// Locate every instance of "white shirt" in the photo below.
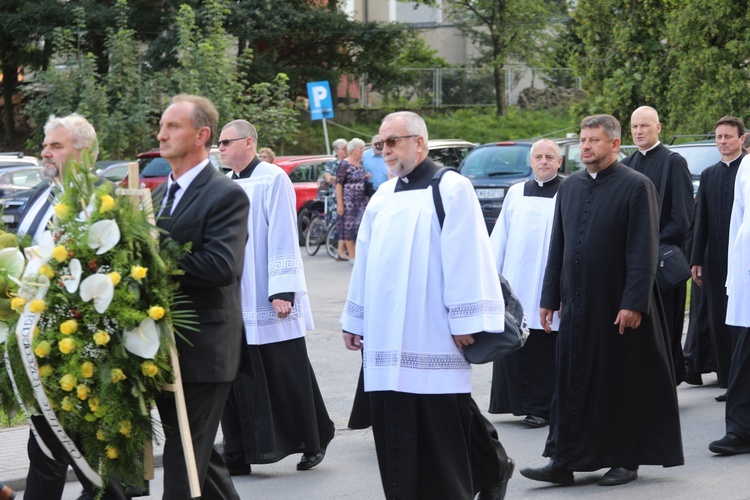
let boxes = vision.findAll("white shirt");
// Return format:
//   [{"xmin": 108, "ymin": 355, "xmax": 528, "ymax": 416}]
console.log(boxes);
[
  {"xmin": 158, "ymin": 159, "xmax": 210, "ymax": 215},
  {"xmin": 726, "ymin": 156, "xmax": 750, "ymax": 327},
  {"xmin": 340, "ymin": 173, "xmax": 504, "ymax": 394}
]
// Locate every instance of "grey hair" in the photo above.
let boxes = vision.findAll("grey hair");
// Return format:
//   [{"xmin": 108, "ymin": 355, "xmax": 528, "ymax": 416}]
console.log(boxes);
[
  {"xmin": 371, "ymin": 134, "xmax": 381, "ymax": 143},
  {"xmin": 382, "ymin": 111, "xmax": 429, "ymax": 143},
  {"xmin": 347, "ymin": 137, "xmax": 365, "ymax": 153},
  {"xmin": 580, "ymin": 114, "xmax": 621, "ymax": 141},
  {"xmin": 44, "ymin": 113, "xmax": 98, "ymax": 160},
  {"xmin": 531, "ymin": 138, "xmax": 562, "ymax": 157},
  {"xmin": 332, "ymin": 138, "xmax": 348, "ymax": 152},
  {"xmin": 222, "ymin": 119, "xmax": 258, "ymax": 143}
]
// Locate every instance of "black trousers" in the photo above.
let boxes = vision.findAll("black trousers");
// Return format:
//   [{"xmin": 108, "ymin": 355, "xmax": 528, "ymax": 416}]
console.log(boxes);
[
  {"xmin": 726, "ymin": 326, "xmax": 750, "ymax": 439},
  {"xmin": 156, "ymin": 382, "xmax": 238, "ymax": 500},
  {"xmin": 24, "ymin": 415, "xmax": 130, "ymax": 500},
  {"xmin": 659, "ymin": 281, "xmax": 687, "ymax": 385}
]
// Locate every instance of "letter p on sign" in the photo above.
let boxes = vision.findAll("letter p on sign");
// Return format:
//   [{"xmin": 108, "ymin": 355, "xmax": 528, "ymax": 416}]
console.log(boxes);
[{"xmin": 307, "ymin": 81, "xmax": 334, "ymax": 120}]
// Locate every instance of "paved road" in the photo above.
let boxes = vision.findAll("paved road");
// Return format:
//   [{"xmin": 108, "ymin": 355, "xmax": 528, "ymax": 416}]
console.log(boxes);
[{"xmin": 5, "ymin": 252, "xmax": 750, "ymax": 499}]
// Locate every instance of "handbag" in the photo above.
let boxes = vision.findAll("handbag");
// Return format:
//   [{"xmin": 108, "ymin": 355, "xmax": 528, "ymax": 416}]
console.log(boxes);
[
  {"xmin": 656, "ymin": 243, "xmax": 691, "ymax": 290},
  {"xmin": 431, "ymin": 168, "xmax": 527, "ymax": 364},
  {"xmin": 364, "ymin": 180, "xmax": 376, "ymax": 197}
]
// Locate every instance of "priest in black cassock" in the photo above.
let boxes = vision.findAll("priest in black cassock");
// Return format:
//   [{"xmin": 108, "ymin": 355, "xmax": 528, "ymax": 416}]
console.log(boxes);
[
  {"xmin": 621, "ymin": 106, "xmax": 694, "ymax": 386},
  {"xmin": 691, "ymin": 116, "xmax": 746, "ymax": 395},
  {"xmin": 488, "ymin": 139, "xmax": 563, "ymax": 428},
  {"xmin": 521, "ymin": 114, "xmax": 683, "ymax": 487}
]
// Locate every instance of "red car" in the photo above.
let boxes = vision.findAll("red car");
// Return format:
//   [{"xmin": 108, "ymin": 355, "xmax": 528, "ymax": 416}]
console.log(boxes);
[{"xmin": 120, "ymin": 148, "xmax": 230, "ymax": 190}]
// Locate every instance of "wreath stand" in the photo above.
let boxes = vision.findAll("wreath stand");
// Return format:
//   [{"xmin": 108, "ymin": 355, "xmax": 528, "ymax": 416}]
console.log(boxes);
[{"xmin": 117, "ymin": 163, "xmax": 201, "ymax": 498}]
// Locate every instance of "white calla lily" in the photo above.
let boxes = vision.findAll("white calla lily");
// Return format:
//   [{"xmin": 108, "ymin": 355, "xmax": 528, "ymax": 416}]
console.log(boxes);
[
  {"xmin": 0, "ymin": 247, "xmax": 25, "ymax": 279},
  {"xmin": 87, "ymin": 220, "xmax": 121, "ymax": 255},
  {"xmin": 78, "ymin": 194, "xmax": 97, "ymax": 221},
  {"xmin": 123, "ymin": 318, "xmax": 160, "ymax": 359},
  {"xmin": 62, "ymin": 259, "xmax": 82, "ymax": 293},
  {"xmin": 79, "ymin": 273, "xmax": 114, "ymax": 313}
]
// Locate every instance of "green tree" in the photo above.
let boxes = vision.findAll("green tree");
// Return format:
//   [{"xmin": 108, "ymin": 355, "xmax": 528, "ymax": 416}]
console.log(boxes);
[
  {"xmin": 569, "ymin": 0, "xmax": 675, "ymax": 125},
  {"xmin": 665, "ymin": 1, "xmax": 750, "ymax": 134},
  {"xmin": 417, "ymin": 0, "xmax": 564, "ymax": 116},
  {"xmin": 0, "ymin": 0, "xmax": 65, "ymax": 141}
]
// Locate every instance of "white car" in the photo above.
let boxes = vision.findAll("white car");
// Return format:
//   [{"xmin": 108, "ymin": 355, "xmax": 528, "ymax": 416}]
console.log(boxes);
[{"xmin": 0, "ymin": 152, "xmax": 39, "ymax": 166}]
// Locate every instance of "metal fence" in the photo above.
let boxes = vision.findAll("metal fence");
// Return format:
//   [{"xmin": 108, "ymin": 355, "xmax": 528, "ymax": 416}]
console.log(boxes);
[{"xmin": 357, "ymin": 67, "xmax": 580, "ymax": 109}]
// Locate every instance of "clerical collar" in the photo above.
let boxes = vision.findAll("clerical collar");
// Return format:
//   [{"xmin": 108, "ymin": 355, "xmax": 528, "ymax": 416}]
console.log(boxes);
[
  {"xmin": 721, "ymin": 152, "xmax": 744, "ymax": 168},
  {"xmin": 398, "ymin": 157, "xmax": 433, "ymax": 185},
  {"xmin": 234, "ymin": 156, "xmax": 262, "ymax": 179},
  {"xmin": 638, "ymin": 141, "xmax": 662, "ymax": 156},
  {"xmin": 535, "ymin": 174, "xmax": 559, "ymax": 187},
  {"xmin": 395, "ymin": 157, "xmax": 438, "ymax": 191}
]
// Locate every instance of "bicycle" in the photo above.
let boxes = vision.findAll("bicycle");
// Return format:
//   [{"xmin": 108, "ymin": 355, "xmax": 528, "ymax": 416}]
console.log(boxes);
[{"xmin": 306, "ymin": 186, "xmax": 338, "ymax": 257}]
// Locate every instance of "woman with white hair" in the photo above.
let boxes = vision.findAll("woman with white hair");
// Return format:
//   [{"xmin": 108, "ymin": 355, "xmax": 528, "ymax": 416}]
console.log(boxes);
[{"xmin": 335, "ymin": 137, "xmax": 368, "ymax": 262}]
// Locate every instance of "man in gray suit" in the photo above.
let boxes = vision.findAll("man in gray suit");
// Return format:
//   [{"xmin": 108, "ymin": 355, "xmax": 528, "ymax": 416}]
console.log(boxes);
[{"xmin": 154, "ymin": 94, "xmax": 249, "ymax": 499}]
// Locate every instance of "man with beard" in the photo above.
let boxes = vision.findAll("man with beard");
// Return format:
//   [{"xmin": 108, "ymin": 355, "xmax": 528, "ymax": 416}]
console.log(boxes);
[
  {"xmin": 521, "ymin": 114, "xmax": 683, "ymax": 487},
  {"xmin": 691, "ymin": 116, "xmax": 746, "ymax": 400}
]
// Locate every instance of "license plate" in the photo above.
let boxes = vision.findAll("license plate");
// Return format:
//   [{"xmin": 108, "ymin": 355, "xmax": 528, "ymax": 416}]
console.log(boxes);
[
  {"xmin": 475, "ymin": 188, "xmax": 504, "ymax": 199},
  {"xmin": 1, "ymin": 215, "xmax": 15, "ymax": 223}
]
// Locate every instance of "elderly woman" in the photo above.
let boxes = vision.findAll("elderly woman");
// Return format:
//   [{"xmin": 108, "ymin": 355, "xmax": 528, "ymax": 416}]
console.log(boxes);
[
  {"xmin": 258, "ymin": 147, "xmax": 276, "ymax": 164},
  {"xmin": 335, "ymin": 138, "xmax": 368, "ymax": 262}
]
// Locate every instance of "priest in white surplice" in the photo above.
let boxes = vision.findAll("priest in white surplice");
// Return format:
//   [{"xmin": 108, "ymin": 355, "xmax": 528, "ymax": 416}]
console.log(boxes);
[
  {"xmin": 341, "ymin": 111, "xmax": 513, "ymax": 500},
  {"xmin": 709, "ymin": 155, "xmax": 750, "ymax": 455},
  {"xmin": 488, "ymin": 139, "xmax": 562, "ymax": 429},
  {"xmin": 218, "ymin": 120, "xmax": 334, "ymax": 475}
]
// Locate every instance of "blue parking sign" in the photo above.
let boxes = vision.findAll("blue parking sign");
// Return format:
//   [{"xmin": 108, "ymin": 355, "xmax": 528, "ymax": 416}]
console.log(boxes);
[{"xmin": 307, "ymin": 81, "xmax": 334, "ymax": 120}]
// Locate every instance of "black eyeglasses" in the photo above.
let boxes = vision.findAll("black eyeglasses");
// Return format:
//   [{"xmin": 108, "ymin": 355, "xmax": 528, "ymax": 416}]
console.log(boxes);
[
  {"xmin": 217, "ymin": 137, "xmax": 248, "ymax": 148},
  {"xmin": 373, "ymin": 135, "xmax": 418, "ymax": 150}
]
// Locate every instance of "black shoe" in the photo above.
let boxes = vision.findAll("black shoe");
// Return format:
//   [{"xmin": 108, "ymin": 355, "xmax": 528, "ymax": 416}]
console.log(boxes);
[
  {"xmin": 297, "ymin": 450, "xmax": 326, "ymax": 470},
  {"xmin": 709, "ymin": 433, "xmax": 750, "ymax": 455},
  {"xmin": 715, "ymin": 392, "xmax": 727, "ymax": 402},
  {"xmin": 224, "ymin": 458, "xmax": 251, "ymax": 476},
  {"xmin": 522, "ymin": 415, "xmax": 549, "ymax": 428},
  {"xmin": 599, "ymin": 467, "xmax": 638, "ymax": 486},
  {"xmin": 520, "ymin": 461, "xmax": 574, "ymax": 485},
  {"xmin": 683, "ymin": 370, "xmax": 703, "ymax": 386},
  {"xmin": 477, "ymin": 457, "xmax": 515, "ymax": 500}
]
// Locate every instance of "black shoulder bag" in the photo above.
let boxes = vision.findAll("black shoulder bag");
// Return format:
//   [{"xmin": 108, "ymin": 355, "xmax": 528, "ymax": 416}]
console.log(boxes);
[{"xmin": 431, "ymin": 168, "xmax": 527, "ymax": 364}]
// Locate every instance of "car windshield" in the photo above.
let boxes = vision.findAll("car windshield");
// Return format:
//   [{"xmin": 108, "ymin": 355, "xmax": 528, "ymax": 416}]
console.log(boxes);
[
  {"xmin": 460, "ymin": 144, "xmax": 531, "ymax": 178},
  {"xmin": 139, "ymin": 157, "xmax": 172, "ymax": 177},
  {"xmin": 670, "ymin": 145, "xmax": 721, "ymax": 177}
]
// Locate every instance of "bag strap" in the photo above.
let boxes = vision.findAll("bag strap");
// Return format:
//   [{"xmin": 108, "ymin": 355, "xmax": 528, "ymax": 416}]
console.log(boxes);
[{"xmin": 431, "ymin": 167, "xmax": 452, "ymax": 229}]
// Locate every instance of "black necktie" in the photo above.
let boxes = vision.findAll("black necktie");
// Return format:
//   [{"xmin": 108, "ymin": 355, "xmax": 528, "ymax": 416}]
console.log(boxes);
[{"xmin": 159, "ymin": 183, "xmax": 180, "ymax": 218}]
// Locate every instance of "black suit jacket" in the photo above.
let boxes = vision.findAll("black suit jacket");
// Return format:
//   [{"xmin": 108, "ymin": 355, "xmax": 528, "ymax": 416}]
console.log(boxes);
[{"xmin": 155, "ymin": 164, "xmax": 249, "ymax": 383}]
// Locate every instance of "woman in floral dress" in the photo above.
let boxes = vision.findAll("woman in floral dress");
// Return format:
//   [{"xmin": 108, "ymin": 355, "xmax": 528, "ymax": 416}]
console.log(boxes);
[{"xmin": 336, "ymin": 138, "xmax": 369, "ymax": 262}]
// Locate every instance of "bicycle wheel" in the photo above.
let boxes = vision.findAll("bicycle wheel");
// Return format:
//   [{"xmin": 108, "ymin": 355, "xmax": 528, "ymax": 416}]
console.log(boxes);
[
  {"xmin": 325, "ymin": 222, "xmax": 339, "ymax": 259},
  {"xmin": 306, "ymin": 216, "xmax": 325, "ymax": 256}
]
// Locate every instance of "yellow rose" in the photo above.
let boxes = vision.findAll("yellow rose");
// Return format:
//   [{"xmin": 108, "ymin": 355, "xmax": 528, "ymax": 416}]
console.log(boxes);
[
  {"xmin": 39, "ymin": 365, "xmax": 53, "ymax": 377},
  {"xmin": 59, "ymin": 374, "xmax": 77, "ymax": 392},
  {"xmin": 148, "ymin": 306, "xmax": 165, "ymax": 321},
  {"xmin": 109, "ymin": 272, "xmax": 121, "ymax": 286},
  {"xmin": 96, "ymin": 429, "xmax": 106, "ymax": 441},
  {"xmin": 119, "ymin": 420, "xmax": 132, "ymax": 437},
  {"xmin": 54, "ymin": 203, "xmax": 71, "ymax": 219},
  {"xmin": 52, "ymin": 245, "xmax": 69, "ymax": 263},
  {"xmin": 88, "ymin": 397, "xmax": 101, "ymax": 413},
  {"xmin": 80, "ymin": 361, "xmax": 94, "ymax": 378},
  {"xmin": 39, "ymin": 265, "xmax": 56, "ymax": 279},
  {"xmin": 111, "ymin": 368, "xmax": 127, "ymax": 383},
  {"xmin": 61, "ymin": 396, "xmax": 75, "ymax": 412},
  {"xmin": 106, "ymin": 445, "xmax": 119, "ymax": 459},
  {"xmin": 59, "ymin": 338, "xmax": 76, "ymax": 354},
  {"xmin": 130, "ymin": 266, "xmax": 148, "ymax": 281},
  {"xmin": 60, "ymin": 319, "xmax": 79, "ymax": 335},
  {"xmin": 76, "ymin": 384, "xmax": 90, "ymax": 400},
  {"xmin": 99, "ymin": 195, "xmax": 116, "ymax": 213},
  {"xmin": 11, "ymin": 297, "xmax": 26, "ymax": 312},
  {"xmin": 93, "ymin": 330, "xmax": 110, "ymax": 346},
  {"xmin": 34, "ymin": 341, "xmax": 51, "ymax": 358},
  {"xmin": 29, "ymin": 299, "xmax": 46, "ymax": 314},
  {"xmin": 141, "ymin": 361, "xmax": 159, "ymax": 378}
]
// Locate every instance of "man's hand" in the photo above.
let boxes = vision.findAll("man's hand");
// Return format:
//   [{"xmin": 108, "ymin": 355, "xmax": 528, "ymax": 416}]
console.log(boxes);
[
  {"xmin": 614, "ymin": 309, "xmax": 642, "ymax": 334},
  {"xmin": 343, "ymin": 332, "xmax": 363, "ymax": 351},
  {"xmin": 272, "ymin": 299, "xmax": 292, "ymax": 319},
  {"xmin": 691, "ymin": 265, "xmax": 703, "ymax": 286},
  {"xmin": 453, "ymin": 334, "xmax": 475, "ymax": 348},
  {"xmin": 540, "ymin": 307, "xmax": 556, "ymax": 333}
]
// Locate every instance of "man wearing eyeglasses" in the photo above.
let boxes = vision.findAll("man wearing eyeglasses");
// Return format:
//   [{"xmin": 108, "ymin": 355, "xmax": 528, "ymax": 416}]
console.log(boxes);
[
  {"xmin": 362, "ymin": 134, "xmax": 388, "ymax": 190},
  {"xmin": 341, "ymin": 111, "xmax": 513, "ymax": 499},
  {"xmin": 217, "ymin": 119, "xmax": 334, "ymax": 476}
]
